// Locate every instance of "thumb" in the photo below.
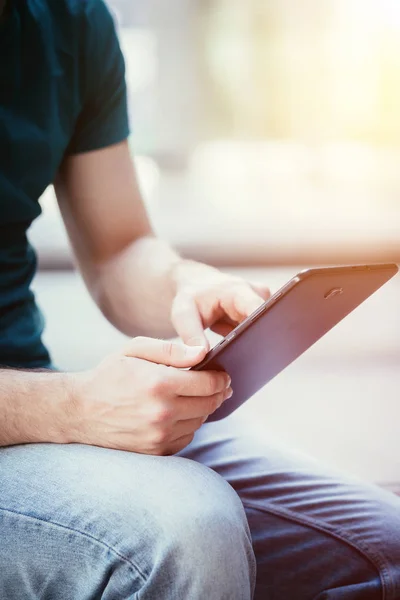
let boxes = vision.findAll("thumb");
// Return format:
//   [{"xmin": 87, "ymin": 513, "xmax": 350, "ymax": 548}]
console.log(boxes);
[{"xmin": 123, "ymin": 336, "xmax": 207, "ymax": 368}]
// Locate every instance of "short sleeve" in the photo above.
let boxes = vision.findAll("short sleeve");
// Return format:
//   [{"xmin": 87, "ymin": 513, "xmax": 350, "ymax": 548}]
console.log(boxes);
[{"xmin": 67, "ymin": 0, "xmax": 130, "ymax": 155}]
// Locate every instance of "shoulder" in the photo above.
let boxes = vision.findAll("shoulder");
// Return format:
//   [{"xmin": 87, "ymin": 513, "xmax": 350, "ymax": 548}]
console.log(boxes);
[
  {"xmin": 42, "ymin": 0, "xmax": 112, "ymax": 18},
  {"xmin": 35, "ymin": 0, "xmax": 120, "ymax": 67},
  {"xmin": 39, "ymin": 0, "xmax": 117, "ymax": 36}
]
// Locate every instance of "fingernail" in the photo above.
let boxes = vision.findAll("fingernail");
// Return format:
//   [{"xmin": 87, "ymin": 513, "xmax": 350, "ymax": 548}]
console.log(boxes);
[
  {"xmin": 225, "ymin": 376, "xmax": 232, "ymax": 388},
  {"xmin": 225, "ymin": 388, "xmax": 233, "ymax": 400}
]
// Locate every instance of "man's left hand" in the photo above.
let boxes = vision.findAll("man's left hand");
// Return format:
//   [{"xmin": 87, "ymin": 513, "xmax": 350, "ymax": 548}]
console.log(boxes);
[{"xmin": 171, "ymin": 261, "xmax": 271, "ymax": 350}]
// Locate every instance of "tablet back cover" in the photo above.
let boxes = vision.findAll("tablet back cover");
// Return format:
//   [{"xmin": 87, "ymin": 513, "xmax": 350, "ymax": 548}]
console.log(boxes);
[{"xmin": 195, "ymin": 264, "xmax": 398, "ymax": 422}]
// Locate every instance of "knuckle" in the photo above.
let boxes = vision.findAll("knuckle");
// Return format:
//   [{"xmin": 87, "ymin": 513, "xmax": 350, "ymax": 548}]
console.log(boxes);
[
  {"xmin": 149, "ymin": 379, "xmax": 163, "ymax": 396},
  {"xmin": 151, "ymin": 426, "xmax": 170, "ymax": 446},
  {"xmin": 149, "ymin": 369, "xmax": 170, "ymax": 396},
  {"xmin": 162, "ymin": 341, "xmax": 175, "ymax": 361},
  {"xmin": 208, "ymin": 394, "xmax": 222, "ymax": 414},
  {"xmin": 205, "ymin": 373, "xmax": 219, "ymax": 395},
  {"xmin": 210, "ymin": 372, "xmax": 226, "ymax": 393},
  {"xmin": 210, "ymin": 389, "xmax": 228, "ymax": 413},
  {"xmin": 149, "ymin": 403, "xmax": 173, "ymax": 424},
  {"xmin": 219, "ymin": 372, "xmax": 229, "ymax": 390},
  {"xmin": 217, "ymin": 390, "xmax": 226, "ymax": 405}
]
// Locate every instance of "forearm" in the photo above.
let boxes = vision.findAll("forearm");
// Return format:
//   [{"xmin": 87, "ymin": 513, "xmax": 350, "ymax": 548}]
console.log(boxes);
[
  {"xmin": 0, "ymin": 369, "xmax": 73, "ymax": 447},
  {"xmin": 89, "ymin": 235, "xmax": 187, "ymax": 338}
]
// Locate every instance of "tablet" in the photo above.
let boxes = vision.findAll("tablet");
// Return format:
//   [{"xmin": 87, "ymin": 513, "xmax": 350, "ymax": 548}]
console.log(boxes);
[{"xmin": 193, "ymin": 263, "xmax": 398, "ymax": 421}]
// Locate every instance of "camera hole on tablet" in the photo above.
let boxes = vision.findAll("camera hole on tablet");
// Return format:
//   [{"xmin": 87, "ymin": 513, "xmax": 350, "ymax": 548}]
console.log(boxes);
[{"xmin": 324, "ymin": 287, "xmax": 344, "ymax": 300}]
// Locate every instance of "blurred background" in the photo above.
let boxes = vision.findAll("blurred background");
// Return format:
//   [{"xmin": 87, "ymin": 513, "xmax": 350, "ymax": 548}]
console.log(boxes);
[{"xmin": 31, "ymin": 0, "xmax": 400, "ymax": 486}]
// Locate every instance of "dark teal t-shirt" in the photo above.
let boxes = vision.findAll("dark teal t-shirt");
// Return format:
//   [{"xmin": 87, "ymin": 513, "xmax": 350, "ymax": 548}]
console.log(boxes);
[{"xmin": 0, "ymin": 0, "xmax": 129, "ymax": 368}]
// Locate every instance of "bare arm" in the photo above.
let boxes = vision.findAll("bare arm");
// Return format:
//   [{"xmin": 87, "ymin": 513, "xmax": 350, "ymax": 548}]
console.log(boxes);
[
  {"xmin": 55, "ymin": 140, "xmax": 270, "ymax": 345},
  {"xmin": 0, "ymin": 369, "xmax": 71, "ymax": 447},
  {"xmin": 55, "ymin": 140, "xmax": 182, "ymax": 338},
  {"xmin": 0, "ymin": 143, "xmax": 236, "ymax": 451},
  {"xmin": 0, "ymin": 342, "xmax": 230, "ymax": 454}
]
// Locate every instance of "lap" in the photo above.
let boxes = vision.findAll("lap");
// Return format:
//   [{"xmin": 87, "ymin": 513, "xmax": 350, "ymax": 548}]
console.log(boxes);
[
  {"xmin": 2, "ymin": 418, "xmax": 400, "ymax": 599},
  {"xmin": 0, "ymin": 442, "xmax": 252, "ymax": 600},
  {"xmin": 180, "ymin": 413, "xmax": 400, "ymax": 600}
]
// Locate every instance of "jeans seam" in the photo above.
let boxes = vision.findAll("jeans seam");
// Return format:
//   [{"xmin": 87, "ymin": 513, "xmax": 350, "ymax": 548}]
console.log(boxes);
[
  {"xmin": 243, "ymin": 499, "xmax": 391, "ymax": 600},
  {"xmin": 0, "ymin": 504, "xmax": 147, "ymax": 585}
]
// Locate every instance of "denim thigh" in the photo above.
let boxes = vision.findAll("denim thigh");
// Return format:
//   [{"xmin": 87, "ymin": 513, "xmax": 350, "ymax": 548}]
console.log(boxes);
[
  {"xmin": 180, "ymin": 414, "xmax": 400, "ymax": 600},
  {"xmin": 0, "ymin": 442, "xmax": 254, "ymax": 600}
]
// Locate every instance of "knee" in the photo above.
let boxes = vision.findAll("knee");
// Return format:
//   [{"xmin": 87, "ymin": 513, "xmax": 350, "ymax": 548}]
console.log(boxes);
[
  {"xmin": 1, "ymin": 444, "xmax": 255, "ymax": 598},
  {"xmin": 62, "ymin": 449, "xmax": 255, "ymax": 597},
  {"xmin": 158, "ymin": 457, "xmax": 253, "ymax": 547},
  {"xmin": 131, "ymin": 458, "xmax": 256, "ymax": 598},
  {"xmin": 61, "ymin": 453, "xmax": 257, "ymax": 598}
]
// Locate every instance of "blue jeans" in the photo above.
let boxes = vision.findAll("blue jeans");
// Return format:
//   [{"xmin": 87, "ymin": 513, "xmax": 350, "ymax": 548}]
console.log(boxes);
[{"xmin": 1, "ymin": 413, "xmax": 400, "ymax": 599}]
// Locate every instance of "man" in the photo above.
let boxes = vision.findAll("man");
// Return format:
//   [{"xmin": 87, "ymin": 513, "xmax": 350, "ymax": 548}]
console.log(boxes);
[{"xmin": 1, "ymin": 1, "xmax": 400, "ymax": 598}]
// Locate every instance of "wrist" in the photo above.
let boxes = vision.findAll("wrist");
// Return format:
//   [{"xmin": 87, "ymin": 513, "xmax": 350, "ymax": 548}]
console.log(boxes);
[
  {"xmin": 32, "ymin": 371, "xmax": 86, "ymax": 446},
  {"xmin": 0, "ymin": 370, "xmax": 82, "ymax": 447},
  {"xmin": 55, "ymin": 372, "xmax": 88, "ymax": 445},
  {"xmin": 34, "ymin": 372, "xmax": 79, "ymax": 445}
]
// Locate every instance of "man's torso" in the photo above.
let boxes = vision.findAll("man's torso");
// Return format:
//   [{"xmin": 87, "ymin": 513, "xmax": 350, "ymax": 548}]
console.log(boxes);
[{"xmin": 0, "ymin": 0, "xmax": 128, "ymax": 367}]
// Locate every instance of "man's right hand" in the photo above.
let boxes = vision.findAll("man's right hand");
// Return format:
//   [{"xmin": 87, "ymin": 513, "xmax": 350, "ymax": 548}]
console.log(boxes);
[{"xmin": 68, "ymin": 337, "xmax": 232, "ymax": 455}]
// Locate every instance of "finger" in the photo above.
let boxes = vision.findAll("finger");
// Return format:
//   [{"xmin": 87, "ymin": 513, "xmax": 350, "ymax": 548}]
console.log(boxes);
[
  {"xmin": 123, "ymin": 336, "xmax": 207, "ymax": 368},
  {"xmin": 164, "ymin": 433, "xmax": 195, "ymax": 455},
  {"xmin": 250, "ymin": 282, "xmax": 271, "ymax": 301},
  {"xmin": 221, "ymin": 285, "xmax": 266, "ymax": 323},
  {"xmin": 210, "ymin": 321, "xmax": 236, "ymax": 337},
  {"xmin": 172, "ymin": 416, "xmax": 207, "ymax": 438},
  {"xmin": 167, "ymin": 369, "xmax": 231, "ymax": 397},
  {"xmin": 171, "ymin": 292, "xmax": 210, "ymax": 349},
  {"xmin": 172, "ymin": 388, "xmax": 233, "ymax": 421}
]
